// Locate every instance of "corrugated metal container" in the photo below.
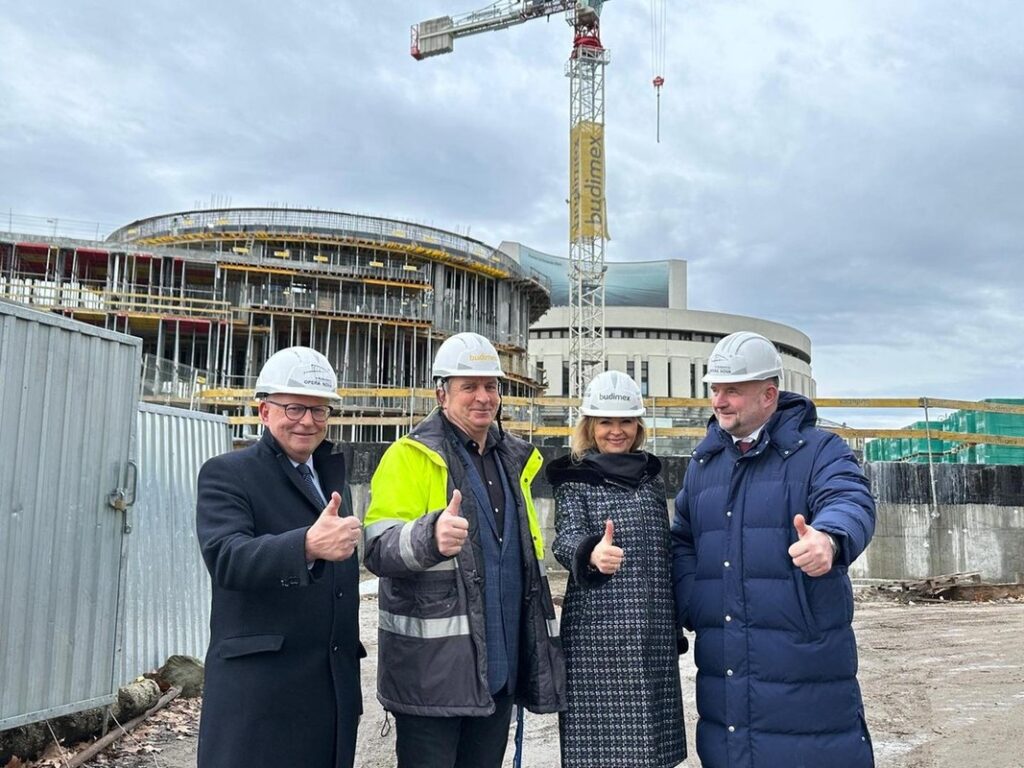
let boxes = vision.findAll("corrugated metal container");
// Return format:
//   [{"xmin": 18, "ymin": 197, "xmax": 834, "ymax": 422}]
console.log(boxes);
[
  {"xmin": 0, "ymin": 300, "xmax": 140, "ymax": 729},
  {"xmin": 119, "ymin": 404, "xmax": 231, "ymax": 683}
]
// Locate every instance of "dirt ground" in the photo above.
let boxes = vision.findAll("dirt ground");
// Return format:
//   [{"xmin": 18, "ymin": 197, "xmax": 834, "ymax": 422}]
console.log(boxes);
[{"xmin": 24, "ymin": 577, "xmax": 1024, "ymax": 768}]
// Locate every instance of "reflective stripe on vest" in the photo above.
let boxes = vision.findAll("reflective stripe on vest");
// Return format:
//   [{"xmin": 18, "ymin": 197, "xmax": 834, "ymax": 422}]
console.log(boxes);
[
  {"xmin": 399, "ymin": 520, "xmax": 426, "ymax": 571},
  {"xmin": 364, "ymin": 518, "xmax": 401, "ymax": 544},
  {"xmin": 378, "ymin": 609, "xmax": 470, "ymax": 639}
]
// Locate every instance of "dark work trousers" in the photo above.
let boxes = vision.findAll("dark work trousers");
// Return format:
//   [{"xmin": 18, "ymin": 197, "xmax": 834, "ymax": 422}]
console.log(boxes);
[{"xmin": 394, "ymin": 693, "xmax": 515, "ymax": 768}]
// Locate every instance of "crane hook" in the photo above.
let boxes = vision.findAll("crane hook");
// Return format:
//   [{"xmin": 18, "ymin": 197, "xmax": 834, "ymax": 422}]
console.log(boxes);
[{"xmin": 652, "ymin": 75, "xmax": 665, "ymax": 143}]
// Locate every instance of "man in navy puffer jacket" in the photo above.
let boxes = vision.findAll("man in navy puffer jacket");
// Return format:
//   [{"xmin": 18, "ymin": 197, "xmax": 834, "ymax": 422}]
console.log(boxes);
[{"xmin": 672, "ymin": 331, "xmax": 875, "ymax": 768}]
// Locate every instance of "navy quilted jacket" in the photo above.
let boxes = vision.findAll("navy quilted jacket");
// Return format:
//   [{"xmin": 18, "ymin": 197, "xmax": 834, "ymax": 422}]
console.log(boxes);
[{"xmin": 671, "ymin": 392, "xmax": 875, "ymax": 768}]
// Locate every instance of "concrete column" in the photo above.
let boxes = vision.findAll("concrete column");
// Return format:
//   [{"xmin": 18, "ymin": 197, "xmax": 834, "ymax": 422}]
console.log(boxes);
[
  {"xmin": 607, "ymin": 353, "xmax": 628, "ymax": 374},
  {"xmin": 669, "ymin": 356, "xmax": 689, "ymax": 397},
  {"xmin": 648, "ymin": 355, "xmax": 669, "ymax": 398}
]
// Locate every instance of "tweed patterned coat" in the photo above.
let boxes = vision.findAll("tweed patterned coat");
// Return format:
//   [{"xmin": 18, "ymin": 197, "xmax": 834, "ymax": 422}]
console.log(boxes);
[{"xmin": 550, "ymin": 452, "xmax": 686, "ymax": 768}]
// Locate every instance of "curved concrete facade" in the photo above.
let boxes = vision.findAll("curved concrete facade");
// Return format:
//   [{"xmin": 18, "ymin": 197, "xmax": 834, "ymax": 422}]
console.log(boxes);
[
  {"xmin": 530, "ymin": 305, "xmax": 814, "ymax": 398},
  {"xmin": 498, "ymin": 242, "xmax": 815, "ymax": 398}
]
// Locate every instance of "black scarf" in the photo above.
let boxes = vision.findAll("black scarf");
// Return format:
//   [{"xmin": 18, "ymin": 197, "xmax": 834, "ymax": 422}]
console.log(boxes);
[{"xmin": 580, "ymin": 450, "xmax": 658, "ymax": 489}]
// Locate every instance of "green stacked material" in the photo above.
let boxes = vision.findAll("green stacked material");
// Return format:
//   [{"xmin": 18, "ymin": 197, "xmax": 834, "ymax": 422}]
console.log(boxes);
[
  {"xmin": 864, "ymin": 399, "xmax": 1024, "ymax": 466},
  {"xmin": 864, "ymin": 440, "xmax": 878, "ymax": 462},
  {"xmin": 907, "ymin": 420, "xmax": 948, "ymax": 455},
  {"xmin": 973, "ymin": 445, "xmax": 1024, "ymax": 464},
  {"xmin": 865, "ymin": 401, "xmax": 1024, "ymax": 465},
  {"xmin": 974, "ymin": 398, "xmax": 1024, "ymax": 437},
  {"xmin": 953, "ymin": 445, "xmax": 977, "ymax": 464},
  {"xmin": 957, "ymin": 399, "xmax": 1024, "ymax": 465}
]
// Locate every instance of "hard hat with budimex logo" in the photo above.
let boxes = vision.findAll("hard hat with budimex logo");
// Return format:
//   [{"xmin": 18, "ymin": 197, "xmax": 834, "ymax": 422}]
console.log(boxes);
[
  {"xmin": 581, "ymin": 370, "xmax": 646, "ymax": 417},
  {"xmin": 703, "ymin": 331, "xmax": 783, "ymax": 384},
  {"xmin": 432, "ymin": 332, "xmax": 505, "ymax": 380},
  {"xmin": 255, "ymin": 346, "xmax": 341, "ymax": 401}
]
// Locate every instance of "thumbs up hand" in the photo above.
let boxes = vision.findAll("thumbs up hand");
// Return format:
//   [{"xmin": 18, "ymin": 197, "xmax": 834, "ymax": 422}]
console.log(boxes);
[
  {"xmin": 322, "ymin": 492, "xmax": 342, "ymax": 517},
  {"xmin": 305, "ymin": 492, "xmax": 363, "ymax": 562},
  {"xmin": 436, "ymin": 489, "xmax": 470, "ymax": 557},
  {"xmin": 590, "ymin": 519, "xmax": 624, "ymax": 575},
  {"xmin": 787, "ymin": 513, "xmax": 835, "ymax": 577}
]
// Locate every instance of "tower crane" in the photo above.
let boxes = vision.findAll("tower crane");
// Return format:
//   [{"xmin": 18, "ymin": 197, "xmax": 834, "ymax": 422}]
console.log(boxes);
[{"xmin": 411, "ymin": 0, "xmax": 610, "ymax": 399}]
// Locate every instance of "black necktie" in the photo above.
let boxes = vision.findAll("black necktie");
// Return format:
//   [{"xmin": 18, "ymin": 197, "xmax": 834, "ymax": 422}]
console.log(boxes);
[{"xmin": 296, "ymin": 463, "xmax": 326, "ymax": 505}]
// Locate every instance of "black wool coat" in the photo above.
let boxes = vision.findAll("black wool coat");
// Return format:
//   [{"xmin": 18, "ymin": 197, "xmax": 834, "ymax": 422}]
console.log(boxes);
[{"xmin": 196, "ymin": 431, "xmax": 362, "ymax": 768}]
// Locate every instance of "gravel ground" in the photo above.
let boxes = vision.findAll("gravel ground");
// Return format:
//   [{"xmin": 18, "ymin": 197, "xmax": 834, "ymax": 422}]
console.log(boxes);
[{"xmin": 21, "ymin": 577, "xmax": 1024, "ymax": 768}]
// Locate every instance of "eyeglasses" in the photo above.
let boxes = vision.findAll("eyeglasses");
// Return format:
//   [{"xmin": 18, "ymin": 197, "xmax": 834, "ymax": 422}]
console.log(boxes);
[{"xmin": 264, "ymin": 400, "xmax": 335, "ymax": 423}]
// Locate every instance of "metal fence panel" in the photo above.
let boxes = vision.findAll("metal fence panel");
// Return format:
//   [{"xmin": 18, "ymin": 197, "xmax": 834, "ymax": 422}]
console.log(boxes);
[
  {"xmin": 119, "ymin": 404, "xmax": 229, "ymax": 683},
  {"xmin": 0, "ymin": 300, "xmax": 140, "ymax": 730}
]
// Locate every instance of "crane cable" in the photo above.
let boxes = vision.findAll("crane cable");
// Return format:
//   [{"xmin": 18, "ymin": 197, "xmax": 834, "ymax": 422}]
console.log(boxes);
[{"xmin": 649, "ymin": 0, "xmax": 667, "ymax": 142}]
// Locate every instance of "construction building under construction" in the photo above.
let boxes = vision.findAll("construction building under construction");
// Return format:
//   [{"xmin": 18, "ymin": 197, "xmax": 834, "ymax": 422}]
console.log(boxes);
[{"xmin": 0, "ymin": 207, "xmax": 551, "ymax": 440}]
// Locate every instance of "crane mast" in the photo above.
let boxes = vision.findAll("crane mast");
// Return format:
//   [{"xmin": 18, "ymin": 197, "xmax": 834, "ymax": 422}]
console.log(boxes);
[
  {"xmin": 411, "ymin": 1, "xmax": 609, "ymax": 398},
  {"xmin": 566, "ymin": 9, "xmax": 608, "ymax": 399}
]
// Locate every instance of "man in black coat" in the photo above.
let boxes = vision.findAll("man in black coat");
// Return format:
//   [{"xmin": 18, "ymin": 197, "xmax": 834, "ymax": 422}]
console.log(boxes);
[{"xmin": 196, "ymin": 347, "xmax": 364, "ymax": 768}]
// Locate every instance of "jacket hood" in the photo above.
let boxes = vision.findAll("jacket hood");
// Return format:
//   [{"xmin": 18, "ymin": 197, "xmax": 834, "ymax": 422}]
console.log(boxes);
[{"xmin": 694, "ymin": 391, "xmax": 817, "ymax": 461}]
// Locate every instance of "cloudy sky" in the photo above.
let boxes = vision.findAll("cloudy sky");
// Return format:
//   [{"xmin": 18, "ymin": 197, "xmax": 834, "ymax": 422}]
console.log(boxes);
[{"xmin": 2, "ymin": 1, "xmax": 1022, "ymax": 424}]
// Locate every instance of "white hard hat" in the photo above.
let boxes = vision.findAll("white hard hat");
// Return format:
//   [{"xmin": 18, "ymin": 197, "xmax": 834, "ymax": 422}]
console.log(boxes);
[
  {"xmin": 581, "ymin": 370, "xmax": 646, "ymax": 417},
  {"xmin": 255, "ymin": 346, "xmax": 341, "ymax": 401},
  {"xmin": 703, "ymin": 331, "xmax": 783, "ymax": 384},
  {"xmin": 432, "ymin": 332, "xmax": 505, "ymax": 379}
]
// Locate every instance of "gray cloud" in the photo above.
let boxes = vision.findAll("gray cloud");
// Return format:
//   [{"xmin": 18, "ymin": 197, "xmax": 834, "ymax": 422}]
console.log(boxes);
[{"xmin": 1, "ymin": 0, "xmax": 1022, "ymax": 410}]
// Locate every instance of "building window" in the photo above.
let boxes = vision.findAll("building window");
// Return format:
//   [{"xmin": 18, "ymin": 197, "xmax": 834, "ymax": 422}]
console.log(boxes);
[
  {"xmin": 690, "ymin": 362, "xmax": 697, "ymax": 398},
  {"xmin": 562, "ymin": 363, "xmax": 570, "ymax": 397},
  {"xmin": 626, "ymin": 360, "xmax": 635, "ymax": 381},
  {"xmin": 640, "ymin": 360, "xmax": 649, "ymax": 396}
]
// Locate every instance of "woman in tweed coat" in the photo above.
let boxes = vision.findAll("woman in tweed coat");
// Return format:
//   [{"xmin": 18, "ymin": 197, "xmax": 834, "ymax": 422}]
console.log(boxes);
[{"xmin": 549, "ymin": 371, "xmax": 686, "ymax": 768}]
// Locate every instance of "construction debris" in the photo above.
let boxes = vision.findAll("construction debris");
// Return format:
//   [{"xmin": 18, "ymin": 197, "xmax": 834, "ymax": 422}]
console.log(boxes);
[
  {"xmin": 0, "ymin": 656, "xmax": 203, "ymax": 766},
  {"xmin": 867, "ymin": 571, "xmax": 1024, "ymax": 602},
  {"xmin": 896, "ymin": 571, "xmax": 982, "ymax": 597}
]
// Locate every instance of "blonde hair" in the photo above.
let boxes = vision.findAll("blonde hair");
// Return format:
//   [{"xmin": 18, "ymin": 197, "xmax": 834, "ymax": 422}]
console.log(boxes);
[{"xmin": 569, "ymin": 416, "xmax": 646, "ymax": 461}]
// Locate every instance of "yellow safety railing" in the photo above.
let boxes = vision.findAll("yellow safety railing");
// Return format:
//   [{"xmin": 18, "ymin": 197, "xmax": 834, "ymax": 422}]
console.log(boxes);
[{"xmin": 190, "ymin": 388, "xmax": 1024, "ymax": 447}]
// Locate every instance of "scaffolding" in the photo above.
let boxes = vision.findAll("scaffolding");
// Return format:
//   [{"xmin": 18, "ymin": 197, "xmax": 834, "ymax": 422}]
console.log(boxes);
[{"xmin": 0, "ymin": 208, "xmax": 551, "ymax": 442}]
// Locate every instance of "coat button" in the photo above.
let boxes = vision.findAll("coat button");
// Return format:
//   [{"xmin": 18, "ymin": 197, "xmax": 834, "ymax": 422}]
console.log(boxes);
[
  {"xmin": 724, "ymin": 561, "xmax": 730, "ymax": 568},
  {"xmin": 336, "ymin": 590, "xmax": 344, "ymax": 598},
  {"xmin": 332, "ymin": 644, "xmax": 339, "ymax": 653},
  {"xmin": 728, "ymin": 725, "xmax": 735, "ymax": 733},
  {"xmin": 727, "ymin": 669, "xmax": 734, "ymax": 676},
  {"xmin": 726, "ymin": 510, "xmax": 732, "ymax": 517},
  {"xmin": 725, "ymin": 615, "xmax": 732, "ymax": 622}
]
